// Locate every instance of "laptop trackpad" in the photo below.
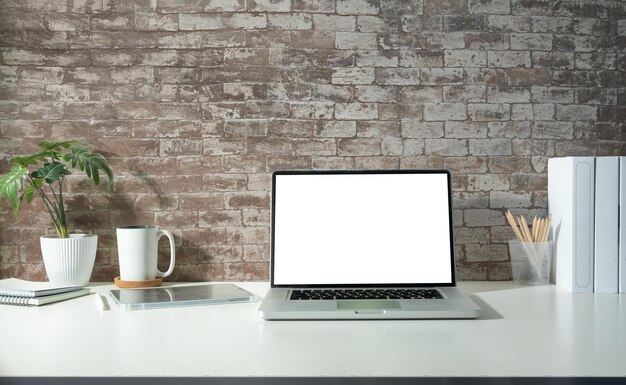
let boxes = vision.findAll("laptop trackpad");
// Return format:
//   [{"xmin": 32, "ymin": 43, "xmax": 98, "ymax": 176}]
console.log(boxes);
[{"xmin": 337, "ymin": 300, "xmax": 401, "ymax": 310}]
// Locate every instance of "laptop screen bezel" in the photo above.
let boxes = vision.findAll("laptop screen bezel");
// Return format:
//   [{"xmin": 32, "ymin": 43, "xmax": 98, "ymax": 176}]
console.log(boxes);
[{"xmin": 269, "ymin": 169, "xmax": 458, "ymax": 288}]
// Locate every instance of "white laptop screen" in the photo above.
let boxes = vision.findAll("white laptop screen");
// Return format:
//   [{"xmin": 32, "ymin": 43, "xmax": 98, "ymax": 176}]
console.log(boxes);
[{"xmin": 271, "ymin": 171, "xmax": 455, "ymax": 286}]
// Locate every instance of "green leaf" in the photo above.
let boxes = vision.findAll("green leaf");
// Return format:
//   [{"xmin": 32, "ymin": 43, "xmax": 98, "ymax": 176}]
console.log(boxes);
[
  {"xmin": 31, "ymin": 162, "xmax": 71, "ymax": 184},
  {"xmin": 63, "ymin": 146, "xmax": 113, "ymax": 188},
  {"xmin": 38, "ymin": 139, "xmax": 85, "ymax": 151},
  {"xmin": 23, "ymin": 178, "xmax": 43, "ymax": 203},
  {"xmin": 0, "ymin": 165, "xmax": 29, "ymax": 217}
]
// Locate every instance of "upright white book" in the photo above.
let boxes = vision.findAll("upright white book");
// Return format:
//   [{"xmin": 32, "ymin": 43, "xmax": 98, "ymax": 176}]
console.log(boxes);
[
  {"xmin": 617, "ymin": 156, "xmax": 626, "ymax": 293},
  {"xmin": 594, "ymin": 157, "xmax": 619, "ymax": 293},
  {"xmin": 548, "ymin": 157, "xmax": 595, "ymax": 293}
]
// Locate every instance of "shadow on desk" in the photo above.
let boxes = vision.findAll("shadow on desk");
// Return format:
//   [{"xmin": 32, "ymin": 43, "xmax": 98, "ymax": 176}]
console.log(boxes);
[{"xmin": 469, "ymin": 294, "xmax": 503, "ymax": 320}]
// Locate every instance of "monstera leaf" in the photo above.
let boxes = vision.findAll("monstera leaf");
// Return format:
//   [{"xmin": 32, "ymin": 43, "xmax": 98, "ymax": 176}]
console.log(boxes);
[
  {"xmin": 31, "ymin": 162, "xmax": 72, "ymax": 184},
  {"xmin": 63, "ymin": 145, "xmax": 113, "ymax": 188},
  {"xmin": 0, "ymin": 165, "xmax": 28, "ymax": 218},
  {"xmin": 0, "ymin": 139, "xmax": 114, "ymax": 237}
]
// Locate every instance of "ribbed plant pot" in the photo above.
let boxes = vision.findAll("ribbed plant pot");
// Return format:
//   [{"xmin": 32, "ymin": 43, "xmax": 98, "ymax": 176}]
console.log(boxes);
[{"xmin": 41, "ymin": 234, "xmax": 98, "ymax": 286}]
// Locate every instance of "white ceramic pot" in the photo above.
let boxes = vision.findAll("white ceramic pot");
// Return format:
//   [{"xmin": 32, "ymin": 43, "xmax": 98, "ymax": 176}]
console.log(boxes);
[{"xmin": 40, "ymin": 234, "xmax": 98, "ymax": 286}]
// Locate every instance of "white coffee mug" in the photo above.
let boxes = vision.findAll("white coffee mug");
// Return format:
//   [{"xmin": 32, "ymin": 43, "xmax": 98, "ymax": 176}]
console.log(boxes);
[{"xmin": 116, "ymin": 225, "xmax": 176, "ymax": 281}]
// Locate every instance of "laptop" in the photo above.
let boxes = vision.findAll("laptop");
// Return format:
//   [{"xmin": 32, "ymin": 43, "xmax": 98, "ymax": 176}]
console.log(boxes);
[{"xmin": 258, "ymin": 170, "xmax": 481, "ymax": 320}]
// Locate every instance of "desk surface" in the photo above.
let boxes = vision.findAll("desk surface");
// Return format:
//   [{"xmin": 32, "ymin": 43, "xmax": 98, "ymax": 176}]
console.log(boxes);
[{"xmin": 1, "ymin": 281, "xmax": 625, "ymax": 377}]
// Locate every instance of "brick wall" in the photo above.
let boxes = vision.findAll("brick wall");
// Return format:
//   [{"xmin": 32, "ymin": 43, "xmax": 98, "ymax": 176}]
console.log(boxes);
[{"xmin": 0, "ymin": 0, "xmax": 624, "ymax": 282}]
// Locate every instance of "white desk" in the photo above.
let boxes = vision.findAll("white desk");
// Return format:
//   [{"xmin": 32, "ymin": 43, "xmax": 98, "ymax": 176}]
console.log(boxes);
[{"xmin": 1, "ymin": 282, "xmax": 625, "ymax": 379}]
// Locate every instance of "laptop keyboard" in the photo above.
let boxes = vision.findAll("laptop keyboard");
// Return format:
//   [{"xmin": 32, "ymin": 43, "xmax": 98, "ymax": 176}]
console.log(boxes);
[{"xmin": 289, "ymin": 288, "xmax": 443, "ymax": 300}]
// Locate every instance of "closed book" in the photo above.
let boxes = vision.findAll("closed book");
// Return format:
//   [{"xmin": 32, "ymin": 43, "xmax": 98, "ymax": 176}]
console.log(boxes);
[
  {"xmin": 594, "ymin": 157, "xmax": 619, "ymax": 293},
  {"xmin": 617, "ymin": 156, "xmax": 626, "ymax": 293},
  {"xmin": 0, "ymin": 278, "xmax": 82, "ymax": 298},
  {"xmin": 548, "ymin": 157, "xmax": 595, "ymax": 293},
  {"xmin": 0, "ymin": 288, "xmax": 90, "ymax": 306}
]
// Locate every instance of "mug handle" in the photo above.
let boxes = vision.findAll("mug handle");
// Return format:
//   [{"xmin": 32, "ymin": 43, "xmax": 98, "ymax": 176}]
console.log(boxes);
[{"xmin": 156, "ymin": 229, "xmax": 176, "ymax": 278}]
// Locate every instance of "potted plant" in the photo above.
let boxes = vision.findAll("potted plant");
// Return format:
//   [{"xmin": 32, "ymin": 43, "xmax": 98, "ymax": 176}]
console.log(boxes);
[{"xmin": 0, "ymin": 139, "xmax": 113, "ymax": 285}]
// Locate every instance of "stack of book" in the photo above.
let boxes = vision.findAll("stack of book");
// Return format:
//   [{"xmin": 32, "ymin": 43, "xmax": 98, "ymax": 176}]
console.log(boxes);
[
  {"xmin": 0, "ymin": 278, "xmax": 90, "ymax": 306},
  {"xmin": 548, "ymin": 156, "xmax": 626, "ymax": 294}
]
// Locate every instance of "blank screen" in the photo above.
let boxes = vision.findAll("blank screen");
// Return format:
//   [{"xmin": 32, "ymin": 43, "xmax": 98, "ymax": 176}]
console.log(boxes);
[{"xmin": 272, "ymin": 172, "xmax": 454, "ymax": 286}]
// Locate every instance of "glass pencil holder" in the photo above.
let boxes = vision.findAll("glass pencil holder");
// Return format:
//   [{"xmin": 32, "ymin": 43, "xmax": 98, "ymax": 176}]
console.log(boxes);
[{"xmin": 509, "ymin": 240, "xmax": 553, "ymax": 286}]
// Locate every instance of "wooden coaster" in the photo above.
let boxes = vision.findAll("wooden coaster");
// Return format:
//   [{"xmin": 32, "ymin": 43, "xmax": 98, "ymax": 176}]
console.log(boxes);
[{"xmin": 114, "ymin": 276, "xmax": 163, "ymax": 288}]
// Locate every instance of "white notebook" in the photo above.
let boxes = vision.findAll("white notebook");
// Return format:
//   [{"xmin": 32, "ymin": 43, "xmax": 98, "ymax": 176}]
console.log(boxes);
[
  {"xmin": 0, "ymin": 278, "xmax": 83, "ymax": 298},
  {"xmin": 0, "ymin": 288, "xmax": 90, "ymax": 306}
]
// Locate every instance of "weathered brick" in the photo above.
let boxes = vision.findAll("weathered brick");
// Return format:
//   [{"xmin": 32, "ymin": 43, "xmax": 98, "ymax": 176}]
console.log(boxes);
[
  {"xmin": 488, "ymin": 51, "xmax": 531, "ymax": 68},
  {"xmin": 469, "ymin": 138, "xmax": 512, "ymax": 156},
  {"xmin": 315, "ymin": 120, "xmax": 356, "ymax": 137},
  {"xmin": 444, "ymin": 50, "xmax": 487, "ymax": 67},
  {"xmin": 379, "ymin": 103, "xmax": 423, "ymax": 120},
  {"xmin": 400, "ymin": 51, "xmax": 443, "ymax": 67},
  {"xmin": 444, "ymin": 86, "xmax": 487, "ymax": 102},
  {"xmin": 313, "ymin": 14, "xmax": 356, "ymax": 31},
  {"xmin": 444, "ymin": 15, "xmax": 488, "ymax": 31},
  {"xmin": 356, "ymin": 50, "xmax": 399, "ymax": 67},
  {"xmin": 293, "ymin": 0, "xmax": 335, "ymax": 13},
  {"xmin": 375, "ymin": 68, "xmax": 421, "ymax": 85},
  {"xmin": 507, "ymin": 68, "xmax": 552, "ymax": 86},
  {"xmin": 110, "ymin": 67, "xmax": 154, "ymax": 84},
  {"xmin": 247, "ymin": 0, "xmax": 291, "ymax": 12},
  {"xmin": 292, "ymin": 139, "xmax": 336, "ymax": 155},
  {"xmin": 424, "ymin": 103, "xmax": 467, "ymax": 121},
  {"xmin": 488, "ymin": 156, "xmax": 532, "ymax": 173},
  {"xmin": 489, "ymin": 191, "xmax": 532, "ymax": 208},
  {"xmin": 224, "ymin": 119, "xmax": 268, "ymax": 137},
  {"xmin": 268, "ymin": 14, "xmax": 312, "ymax": 30},
  {"xmin": 465, "ymin": 244, "xmax": 509, "ymax": 262},
  {"xmin": 401, "ymin": 120, "xmax": 444, "ymax": 138},
  {"xmin": 158, "ymin": 102, "xmax": 202, "ymax": 120},
  {"xmin": 159, "ymin": 31, "xmax": 246, "ymax": 48},
  {"xmin": 135, "ymin": 14, "xmax": 178, "ymax": 31},
  {"xmin": 164, "ymin": 0, "xmax": 245, "ymax": 12},
  {"xmin": 91, "ymin": 15, "xmax": 133, "ymax": 31},
  {"xmin": 443, "ymin": 156, "xmax": 487, "ymax": 173},
  {"xmin": 357, "ymin": 121, "xmax": 400, "ymax": 137},
  {"xmin": 335, "ymin": 103, "xmax": 378, "ymax": 120},
  {"xmin": 510, "ymin": 33, "xmax": 552, "ymax": 51},
  {"xmin": 223, "ymin": 13, "xmax": 267, "ymax": 29},
  {"xmin": 337, "ymin": 138, "xmax": 381, "ymax": 156},
  {"xmin": 337, "ymin": 0, "xmax": 380, "ymax": 15},
  {"xmin": 469, "ymin": 0, "xmax": 510, "ymax": 14},
  {"xmin": 179, "ymin": 14, "xmax": 223, "ymax": 30},
  {"xmin": 532, "ymin": 104, "xmax": 555, "ymax": 121},
  {"xmin": 531, "ymin": 86, "xmax": 574, "ymax": 103},
  {"xmin": 425, "ymin": 139, "xmax": 468, "ymax": 156},
  {"xmin": 553, "ymin": 35, "xmax": 598, "ymax": 52},
  {"xmin": 45, "ymin": 85, "xmax": 89, "ymax": 102},
  {"xmin": 335, "ymin": 32, "xmax": 378, "ymax": 49},
  {"xmin": 531, "ymin": 121, "xmax": 574, "ymax": 139},
  {"xmin": 332, "ymin": 67, "xmax": 375, "ymax": 85},
  {"xmin": 465, "ymin": 32, "xmax": 509, "ymax": 50},
  {"xmin": 487, "ymin": 15, "xmax": 531, "ymax": 32},
  {"xmin": 398, "ymin": 86, "xmax": 442, "ymax": 104},
  {"xmin": 531, "ymin": 51, "xmax": 574, "ymax": 69},
  {"xmin": 488, "ymin": 121, "xmax": 532, "ymax": 138},
  {"xmin": 487, "ymin": 86, "xmax": 531, "ymax": 103},
  {"xmin": 420, "ymin": 68, "xmax": 464, "ymax": 85},
  {"xmin": 1, "ymin": 102, "xmax": 21, "ymax": 119},
  {"xmin": 19, "ymin": 67, "xmax": 64, "ymax": 84},
  {"xmin": 468, "ymin": 103, "xmax": 511, "ymax": 121},
  {"xmin": 445, "ymin": 121, "xmax": 488, "ymax": 138},
  {"xmin": 355, "ymin": 85, "xmax": 398, "ymax": 103},
  {"xmin": 555, "ymin": 104, "xmax": 597, "ymax": 121},
  {"xmin": 113, "ymin": 102, "xmax": 157, "ymax": 120},
  {"xmin": 467, "ymin": 174, "xmax": 510, "ymax": 192}
]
